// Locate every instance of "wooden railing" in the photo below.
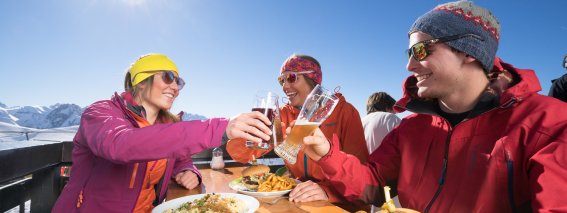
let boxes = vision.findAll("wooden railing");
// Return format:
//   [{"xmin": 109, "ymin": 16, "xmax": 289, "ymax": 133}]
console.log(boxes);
[
  {"xmin": 191, "ymin": 143, "xmax": 284, "ymax": 169},
  {"xmin": 0, "ymin": 141, "xmax": 72, "ymax": 213},
  {"xmin": 0, "ymin": 141, "xmax": 283, "ymax": 212}
]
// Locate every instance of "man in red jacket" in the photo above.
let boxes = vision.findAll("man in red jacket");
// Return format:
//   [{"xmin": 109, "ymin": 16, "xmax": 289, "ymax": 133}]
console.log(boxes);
[{"xmin": 299, "ymin": 1, "xmax": 567, "ymax": 212}]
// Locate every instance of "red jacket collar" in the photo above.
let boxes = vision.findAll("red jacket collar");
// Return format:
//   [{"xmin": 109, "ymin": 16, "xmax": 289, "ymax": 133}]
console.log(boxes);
[{"xmin": 394, "ymin": 57, "xmax": 542, "ymax": 113}]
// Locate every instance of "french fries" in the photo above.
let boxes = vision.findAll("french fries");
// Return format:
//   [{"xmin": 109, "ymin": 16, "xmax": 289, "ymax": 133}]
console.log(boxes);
[{"xmin": 257, "ymin": 174, "xmax": 297, "ymax": 192}]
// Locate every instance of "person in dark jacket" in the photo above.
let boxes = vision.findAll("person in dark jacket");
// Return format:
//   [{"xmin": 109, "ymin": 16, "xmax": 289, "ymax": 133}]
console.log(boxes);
[
  {"xmin": 548, "ymin": 54, "xmax": 567, "ymax": 102},
  {"xmin": 52, "ymin": 53, "xmax": 273, "ymax": 213},
  {"xmin": 297, "ymin": 1, "xmax": 567, "ymax": 212}
]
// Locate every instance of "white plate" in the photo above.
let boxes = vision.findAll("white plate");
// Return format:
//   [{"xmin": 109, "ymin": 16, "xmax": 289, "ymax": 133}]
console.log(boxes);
[
  {"xmin": 228, "ymin": 177, "xmax": 299, "ymax": 197},
  {"xmin": 152, "ymin": 193, "xmax": 259, "ymax": 213}
]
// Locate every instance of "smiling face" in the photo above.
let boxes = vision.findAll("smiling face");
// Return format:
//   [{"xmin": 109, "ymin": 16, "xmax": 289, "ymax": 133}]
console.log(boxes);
[
  {"xmin": 281, "ymin": 73, "xmax": 315, "ymax": 108},
  {"xmin": 406, "ymin": 32, "xmax": 469, "ymax": 100},
  {"xmin": 138, "ymin": 72, "xmax": 180, "ymax": 113}
]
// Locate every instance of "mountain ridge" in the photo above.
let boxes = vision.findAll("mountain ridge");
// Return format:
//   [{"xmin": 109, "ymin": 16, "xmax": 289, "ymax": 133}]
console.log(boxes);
[{"xmin": 0, "ymin": 102, "xmax": 208, "ymax": 142}]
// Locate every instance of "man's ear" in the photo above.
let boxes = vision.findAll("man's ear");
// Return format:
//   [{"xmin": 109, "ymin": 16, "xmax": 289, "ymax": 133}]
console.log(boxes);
[{"xmin": 464, "ymin": 54, "xmax": 477, "ymax": 64}]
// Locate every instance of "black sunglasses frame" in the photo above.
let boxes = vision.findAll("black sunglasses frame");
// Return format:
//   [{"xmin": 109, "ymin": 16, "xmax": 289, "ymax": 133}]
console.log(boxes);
[{"xmin": 407, "ymin": 33, "xmax": 484, "ymax": 61}]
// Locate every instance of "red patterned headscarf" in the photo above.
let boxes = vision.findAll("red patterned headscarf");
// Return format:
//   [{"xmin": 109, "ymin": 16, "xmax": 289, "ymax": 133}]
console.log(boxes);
[{"xmin": 280, "ymin": 55, "xmax": 322, "ymax": 85}]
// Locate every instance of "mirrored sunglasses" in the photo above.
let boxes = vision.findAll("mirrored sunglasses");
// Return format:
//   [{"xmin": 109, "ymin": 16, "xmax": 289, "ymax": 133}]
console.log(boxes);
[
  {"xmin": 277, "ymin": 71, "xmax": 314, "ymax": 86},
  {"xmin": 406, "ymin": 33, "xmax": 483, "ymax": 61}
]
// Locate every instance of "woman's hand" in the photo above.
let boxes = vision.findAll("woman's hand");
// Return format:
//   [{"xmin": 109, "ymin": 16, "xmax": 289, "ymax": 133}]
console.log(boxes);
[
  {"xmin": 289, "ymin": 180, "xmax": 328, "ymax": 202},
  {"xmin": 174, "ymin": 170, "xmax": 200, "ymax": 190},
  {"xmin": 226, "ymin": 112, "xmax": 272, "ymax": 143}
]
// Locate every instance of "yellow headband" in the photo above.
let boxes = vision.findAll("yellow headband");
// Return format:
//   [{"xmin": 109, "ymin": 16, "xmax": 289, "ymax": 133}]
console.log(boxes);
[{"xmin": 129, "ymin": 54, "xmax": 179, "ymax": 86}]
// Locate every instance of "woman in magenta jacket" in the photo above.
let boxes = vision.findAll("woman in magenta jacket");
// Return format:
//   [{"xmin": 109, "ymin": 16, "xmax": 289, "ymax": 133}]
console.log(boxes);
[{"xmin": 52, "ymin": 54, "xmax": 272, "ymax": 213}]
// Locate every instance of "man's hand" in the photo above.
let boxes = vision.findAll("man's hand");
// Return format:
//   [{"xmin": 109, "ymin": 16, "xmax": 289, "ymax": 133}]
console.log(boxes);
[
  {"xmin": 289, "ymin": 180, "xmax": 328, "ymax": 202},
  {"xmin": 302, "ymin": 128, "xmax": 331, "ymax": 161}
]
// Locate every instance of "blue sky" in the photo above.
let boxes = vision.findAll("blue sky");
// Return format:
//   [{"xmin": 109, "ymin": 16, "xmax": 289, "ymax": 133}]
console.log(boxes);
[{"xmin": 1, "ymin": 0, "xmax": 566, "ymax": 118}]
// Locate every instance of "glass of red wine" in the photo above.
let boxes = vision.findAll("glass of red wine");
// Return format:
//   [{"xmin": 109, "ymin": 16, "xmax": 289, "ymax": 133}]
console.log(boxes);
[{"xmin": 246, "ymin": 91, "xmax": 283, "ymax": 150}]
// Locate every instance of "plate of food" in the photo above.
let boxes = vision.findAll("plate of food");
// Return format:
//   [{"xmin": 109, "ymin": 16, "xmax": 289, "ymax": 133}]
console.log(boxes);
[
  {"xmin": 229, "ymin": 164, "xmax": 299, "ymax": 197},
  {"xmin": 152, "ymin": 193, "xmax": 259, "ymax": 213}
]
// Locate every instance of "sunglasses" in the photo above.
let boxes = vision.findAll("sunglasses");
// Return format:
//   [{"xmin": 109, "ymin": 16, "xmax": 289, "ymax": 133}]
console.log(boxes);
[
  {"xmin": 277, "ymin": 71, "xmax": 314, "ymax": 86},
  {"xmin": 406, "ymin": 33, "xmax": 484, "ymax": 61},
  {"xmin": 137, "ymin": 70, "xmax": 186, "ymax": 90}
]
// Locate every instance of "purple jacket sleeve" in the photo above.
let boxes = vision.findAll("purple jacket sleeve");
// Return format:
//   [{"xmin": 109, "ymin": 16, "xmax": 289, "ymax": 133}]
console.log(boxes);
[
  {"xmin": 78, "ymin": 101, "xmax": 229, "ymax": 164},
  {"xmin": 172, "ymin": 157, "xmax": 202, "ymax": 184}
]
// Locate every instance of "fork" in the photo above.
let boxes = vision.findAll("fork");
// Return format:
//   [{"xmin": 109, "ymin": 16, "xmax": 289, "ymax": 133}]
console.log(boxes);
[
  {"xmin": 262, "ymin": 196, "xmax": 289, "ymax": 205},
  {"xmin": 262, "ymin": 197, "xmax": 309, "ymax": 213}
]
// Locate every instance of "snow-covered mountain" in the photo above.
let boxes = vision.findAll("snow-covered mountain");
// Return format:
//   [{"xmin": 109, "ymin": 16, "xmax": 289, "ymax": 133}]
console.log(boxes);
[
  {"xmin": 0, "ymin": 102, "xmax": 208, "ymax": 142},
  {"xmin": 182, "ymin": 112, "xmax": 208, "ymax": 121},
  {"xmin": 0, "ymin": 103, "xmax": 83, "ymax": 142},
  {"xmin": 1, "ymin": 103, "xmax": 83, "ymax": 129}
]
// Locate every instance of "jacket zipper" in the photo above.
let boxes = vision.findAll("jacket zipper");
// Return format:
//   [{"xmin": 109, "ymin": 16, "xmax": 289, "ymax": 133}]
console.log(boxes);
[
  {"xmin": 154, "ymin": 160, "xmax": 169, "ymax": 206},
  {"xmin": 506, "ymin": 151, "xmax": 519, "ymax": 213},
  {"xmin": 129, "ymin": 163, "xmax": 139, "ymax": 189},
  {"xmin": 146, "ymin": 161, "xmax": 158, "ymax": 189},
  {"xmin": 403, "ymin": 97, "xmax": 518, "ymax": 212},
  {"xmin": 422, "ymin": 98, "xmax": 518, "ymax": 212},
  {"xmin": 130, "ymin": 163, "xmax": 148, "ymax": 213},
  {"xmin": 424, "ymin": 126, "xmax": 452, "ymax": 213},
  {"xmin": 76, "ymin": 190, "xmax": 84, "ymax": 208},
  {"xmin": 304, "ymin": 154, "xmax": 308, "ymax": 178}
]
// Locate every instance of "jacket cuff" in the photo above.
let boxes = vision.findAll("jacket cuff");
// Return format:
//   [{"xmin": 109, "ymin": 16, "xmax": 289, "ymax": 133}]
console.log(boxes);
[
  {"xmin": 188, "ymin": 169, "xmax": 202, "ymax": 185},
  {"xmin": 174, "ymin": 166, "xmax": 202, "ymax": 185},
  {"xmin": 211, "ymin": 118, "xmax": 230, "ymax": 148},
  {"xmin": 319, "ymin": 182, "xmax": 341, "ymax": 203},
  {"xmin": 222, "ymin": 131, "xmax": 230, "ymax": 145},
  {"xmin": 317, "ymin": 134, "xmax": 345, "ymax": 176}
]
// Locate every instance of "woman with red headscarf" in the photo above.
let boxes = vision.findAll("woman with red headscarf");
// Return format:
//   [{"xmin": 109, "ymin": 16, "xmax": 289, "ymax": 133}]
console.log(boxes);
[{"xmin": 227, "ymin": 54, "xmax": 369, "ymax": 210}]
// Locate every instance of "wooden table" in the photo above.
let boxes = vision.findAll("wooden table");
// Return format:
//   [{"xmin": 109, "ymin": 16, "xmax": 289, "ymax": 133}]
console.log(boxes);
[{"xmin": 166, "ymin": 166, "xmax": 349, "ymax": 213}]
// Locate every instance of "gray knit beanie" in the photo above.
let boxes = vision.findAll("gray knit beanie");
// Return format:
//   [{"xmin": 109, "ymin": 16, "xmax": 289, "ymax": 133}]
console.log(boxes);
[{"xmin": 409, "ymin": 1, "xmax": 500, "ymax": 72}]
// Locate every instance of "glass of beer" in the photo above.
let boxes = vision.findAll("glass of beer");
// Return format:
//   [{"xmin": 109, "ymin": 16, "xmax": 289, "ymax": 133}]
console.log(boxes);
[
  {"xmin": 274, "ymin": 85, "xmax": 339, "ymax": 164},
  {"xmin": 245, "ymin": 91, "xmax": 283, "ymax": 150}
]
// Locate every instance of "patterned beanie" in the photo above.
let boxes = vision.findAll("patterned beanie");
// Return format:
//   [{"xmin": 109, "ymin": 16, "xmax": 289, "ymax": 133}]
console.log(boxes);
[
  {"xmin": 409, "ymin": 0, "xmax": 500, "ymax": 72},
  {"xmin": 280, "ymin": 54, "xmax": 322, "ymax": 85}
]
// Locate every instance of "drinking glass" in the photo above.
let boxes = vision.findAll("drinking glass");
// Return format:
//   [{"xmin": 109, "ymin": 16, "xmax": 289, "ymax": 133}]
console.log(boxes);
[
  {"xmin": 245, "ymin": 91, "xmax": 283, "ymax": 150},
  {"xmin": 274, "ymin": 85, "xmax": 339, "ymax": 164}
]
